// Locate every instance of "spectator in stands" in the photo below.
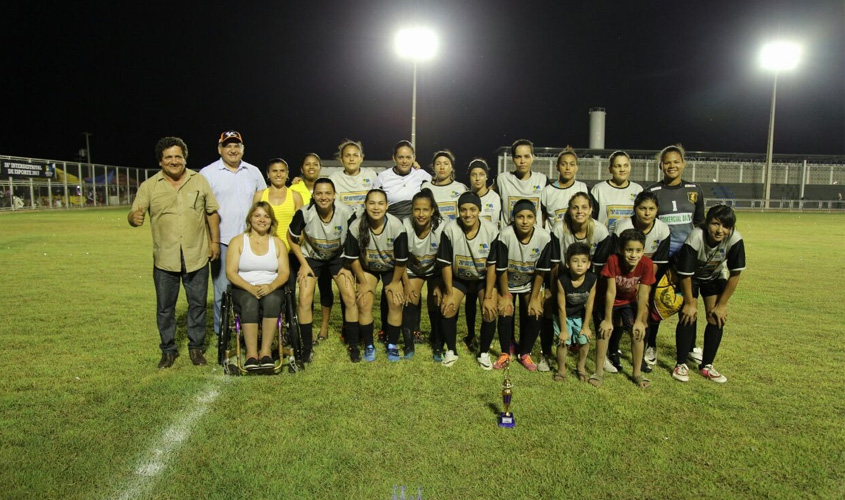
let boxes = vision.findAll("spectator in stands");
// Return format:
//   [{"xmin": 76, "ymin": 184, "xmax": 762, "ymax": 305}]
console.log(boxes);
[{"xmin": 128, "ymin": 137, "xmax": 220, "ymax": 369}]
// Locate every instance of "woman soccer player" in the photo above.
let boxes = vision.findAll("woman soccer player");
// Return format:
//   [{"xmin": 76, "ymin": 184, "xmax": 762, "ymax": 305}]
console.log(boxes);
[
  {"xmin": 672, "ymin": 205, "xmax": 745, "ymax": 384},
  {"xmin": 343, "ymin": 189, "xmax": 408, "ymax": 362},
  {"xmin": 541, "ymin": 146, "xmax": 588, "ymax": 229},
  {"xmin": 375, "ymin": 140, "xmax": 432, "ymax": 219},
  {"xmin": 497, "ymin": 139, "xmax": 548, "ymax": 226},
  {"xmin": 421, "ymin": 150, "xmax": 467, "ymax": 221},
  {"xmin": 287, "ymin": 178, "xmax": 358, "ymax": 364},
  {"xmin": 494, "ymin": 199, "xmax": 556, "ymax": 372},
  {"xmin": 643, "ymin": 144, "xmax": 706, "ymax": 365},
  {"xmin": 437, "ymin": 192, "xmax": 500, "ymax": 368},
  {"xmin": 329, "ymin": 139, "xmax": 378, "ymax": 216},
  {"xmin": 591, "ymin": 150, "xmax": 643, "ymax": 232},
  {"xmin": 225, "ymin": 202, "xmax": 291, "ymax": 370},
  {"xmin": 402, "ymin": 189, "xmax": 445, "ymax": 360},
  {"xmin": 553, "ymin": 192, "xmax": 613, "ymax": 270}
]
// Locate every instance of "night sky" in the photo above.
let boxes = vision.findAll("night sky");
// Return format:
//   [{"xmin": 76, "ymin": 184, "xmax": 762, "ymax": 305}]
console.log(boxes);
[{"xmin": 2, "ymin": 0, "xmax": 843, "ymax": 173}]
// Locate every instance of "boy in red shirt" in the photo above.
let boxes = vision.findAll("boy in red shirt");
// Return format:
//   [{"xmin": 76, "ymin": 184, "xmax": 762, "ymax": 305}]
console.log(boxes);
[{"xmin": 590, "ymin": 228, "xmax": 655, "ymax": 388}]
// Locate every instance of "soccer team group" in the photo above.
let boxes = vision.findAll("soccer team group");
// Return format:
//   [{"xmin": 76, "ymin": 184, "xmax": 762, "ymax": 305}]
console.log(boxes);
[{"xmin": 129, "ymin": 131, "xmax": 746, "ymax": 387}]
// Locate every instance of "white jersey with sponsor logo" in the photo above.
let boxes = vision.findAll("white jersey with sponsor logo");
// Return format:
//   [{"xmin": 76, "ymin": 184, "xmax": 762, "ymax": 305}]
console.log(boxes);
[
  {"xmin": 420, "ymin": 180, "xmax": 467, "ymax": 221},
  {"xmin": 329, "ymin": 168, "xmax": 378, "ymax": 216},
  {"xmin": 496, "ymin": 171, "xmax": 548, "ymax": 225},
  {"xmin": 436, "ymin": 219, "xmax": 499, "ymax": 281},
  {"xmin": 674, "ymin": 227, "xmax": 746, "ymax": 282},
  {"xmin": 479, "ymin": 188, "xmax": 502, "ymax": 226},
  {"xmin": 614, "ymin": 216, "xmax": 671, "ymax": 265},
  {"xmin": 343, "ymin": 213, "xmax": 408, "ymax": 273},
  {"xmin": 591, "ymin": 180, "xmax": 643, "ymax": 232},
  {"xmin": 403, "ymin": 217, "xmax": 445, "ymax": 278},
  {"xmin": 288, "ymin": 202, "xmax": 354, "ymax": 261},
  {"xmin": 494, "ymin": 225, "xmax": 555, "ymax": 294},
  {"xmin": 541, "ymin": 180, "xmax": 589, "ymax": 229},
  {"xmin": 375, "ymin": 167, "xmax": 431, "ymax": 205},
  {"xmin": 553, "ymin": 220, "xmax": 612, "ymax": 268}
]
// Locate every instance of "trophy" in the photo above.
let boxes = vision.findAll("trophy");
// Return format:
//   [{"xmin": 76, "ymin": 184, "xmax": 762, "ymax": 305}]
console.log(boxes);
[{"xmin": 498, "ymin": 359, "xmax": 515, "ymax": 428}]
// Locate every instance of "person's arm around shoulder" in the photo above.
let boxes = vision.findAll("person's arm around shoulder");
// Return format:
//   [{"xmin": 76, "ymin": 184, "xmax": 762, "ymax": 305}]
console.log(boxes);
[
  {"xmin": 292, "ymin": 191, "xmax": 303, "ymax": 211},
  {"xmin": 252, "ymin": 190, "xmax": 262, "ymax": 206}
]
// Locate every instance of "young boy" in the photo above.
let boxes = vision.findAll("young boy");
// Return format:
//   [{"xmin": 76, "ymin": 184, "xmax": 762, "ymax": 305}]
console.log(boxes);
[
  {"xmin": 555, "ymin": 242, "xmax": 598, "ymax": 382},
  {"xmin": 590, "ymin": 228, "xmax": 655, "ymax": 388}
]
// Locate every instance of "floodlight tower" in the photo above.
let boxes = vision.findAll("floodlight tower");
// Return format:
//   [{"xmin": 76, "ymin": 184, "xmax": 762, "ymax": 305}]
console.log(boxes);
[
  {"xmin": 394, "ymin": 27, "xmax": 438, "ymax": 150},
  {"xmin": 760, "ymin": 41, "xmax": 801, "ymax": 208}
]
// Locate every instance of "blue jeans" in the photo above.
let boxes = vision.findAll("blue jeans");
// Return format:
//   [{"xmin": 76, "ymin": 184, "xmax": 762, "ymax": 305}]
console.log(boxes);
[
  {"xmin": 210, "ymin": 243, "xmax": 230, "ymax": 335},
  {"xmin": 153, "ymin": 261, "xmax": 209, "ymax": 353}
]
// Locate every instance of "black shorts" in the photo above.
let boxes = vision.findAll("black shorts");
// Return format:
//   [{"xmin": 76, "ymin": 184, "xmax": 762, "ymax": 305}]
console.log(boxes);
[
  {"xmin": 594, "ymin": 303, "xmax": 636, "ymax": 330},
  {"xmin": 307, "ymin": 256, "xmax": 345, "ymax": 279},
  {"xmin": 452, "ymin": 277, "xmax": 485, "ymax": 295},
  {"xmin": 363, "ymin": 268, "xmax": 396, "ymax": 285},
  {"xmin": 692, "ymin": 278, "xmax": 727, "ymax": 299},
  {"xmin": 231, "ymin": 286, "xmax": 284, "ymax": 323}
]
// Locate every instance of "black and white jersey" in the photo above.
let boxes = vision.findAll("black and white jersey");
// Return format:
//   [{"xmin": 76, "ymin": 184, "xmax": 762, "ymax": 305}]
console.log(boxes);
[
  {"xmin": 420, "ymin": 180, "xmax": 468, "ymax": 221},
  {"xmin": 494, "ymin": 225, "xmax": 555, "ymax": 294},
  {"xmin": 436, "ymin": 219, "xmax": 499, "ymax": 281},
  {"xmin": 553, "ymin": 220, "xmax": 612, "ymax": 269},
  {"xmin": 541, "ymin": 180, "xmax": 589, "ymax": 229},
  {"xmin": 614, "ymin": 217, "xmax": 671, "ymax": 265},
  {"xmin": 343, "ymin": 213, "xmax": 408, "ymax": 273},
  {"xmin": 644, "ymin": 180, "xmax": 705, "ymax": 257},
  {"xmin": 496, "ymin": 171, "xmax": 548, "ymax": 225},
  {"xmin": 329, "ymin": 168, "xmax": 378, "ymax": 216},
  {"xmin": 375, "ymin": 167, "xmax": 431, "ymax": 205},
  {"xmin": 403, "ymin": 217, "xmax": 445, "ymax": 278},
  {"xmin": 674, "ymin": 227, "xmax": 746, "ymax": 282},
  {"xmin": 288, "ymin": 202, "xmax": 354, "ymax": 261},
  {"xmin": 479, "ymin": 189, "xmax": 502, "ymax": 226},
  {"xmin": 591, "ymin": 180, "xmax": 643, "ymax": 232}
]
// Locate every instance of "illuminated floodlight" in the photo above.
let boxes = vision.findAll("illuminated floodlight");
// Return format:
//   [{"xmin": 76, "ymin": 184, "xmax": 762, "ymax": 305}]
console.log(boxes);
[
  {"xmin": 760, "ymin": 41, "xmax": 801, "ymax": 72},
  {"xmin": 395, "ymin": 27, "xmax": 438, "ymax": 61}
]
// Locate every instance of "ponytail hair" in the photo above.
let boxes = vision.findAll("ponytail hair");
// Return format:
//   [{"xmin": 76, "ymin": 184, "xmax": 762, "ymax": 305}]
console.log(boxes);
[
  {"xmin": 412, "ymin": 188, "xmax": 443, "ymax": 231},
  {"xmin": 563, "ymin": 192, "xmax": 594, "ymax": 244},
  {"xmin": 359, "ymin": 189, "xmax": 387, "ymax": 250}
]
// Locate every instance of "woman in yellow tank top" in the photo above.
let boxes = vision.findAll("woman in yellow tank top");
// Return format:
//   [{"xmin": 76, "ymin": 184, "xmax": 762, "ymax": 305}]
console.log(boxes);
[{"xmin": 252, "ymin": 158, "xmax": 303, "ymax": 252}]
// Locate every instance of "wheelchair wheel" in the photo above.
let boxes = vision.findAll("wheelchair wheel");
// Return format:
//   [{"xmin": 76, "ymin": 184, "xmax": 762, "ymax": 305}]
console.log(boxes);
[
  {"xmin": 284, "ymin": 285, "xmax": 303, "ymax": 373},
  {"xmin": 218, "ymin": 291, "xmax": 231, "ymax": 366}
]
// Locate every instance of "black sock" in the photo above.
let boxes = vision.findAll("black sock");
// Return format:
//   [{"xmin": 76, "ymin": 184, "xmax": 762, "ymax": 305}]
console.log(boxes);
[
  {"xmin": 300, "ymin": 323, "xmax": 313, "ymax": 358},
  {"xmin": 403, "ymin": 302, "xmax": 419, "ymax": 332},
  {"xmin": 519, "ymin": 315, "xmax": 540, "ymax": 356},
  {"xmin": 540, "ymin": 317, "xmax": 554, "ymax": 357},
  {"xmin": 675, "ymin": 321, "xmax": 696, "ymax": 365},
  {"xmin": 428, "ymin": 307, "xmax": 442, "ymax": 350},
  {"xmin": 480, "ymin": 320, "xmax": 496, "ymax": 354},
  {"xmin": 443, "ymin": 314, "xmax": 458, "ymax": 352},
  {"xmin": 345, "ymin": 321, "xmax": 359, "ymax": 350},
  {"xmin": 701, "ymin": 323, "xmax": 723, "ymax": 367},
  {"xmin": 380, "ymin": 290, "xmax": 388, "ymax": 332},
  {"xmin": 647, "ymin": 320, "xmax": 660, "ymax": 349},
  {"xmin": 386, "ymin": 323, "xmax": 400, "ymax": 345},
  {"xmin": 360, "ymin": 322, "xmax": 374, "ymax": 347},
  {"xmin": 465, "ymin": 289, "xmax": 478, "ymax": 339},
  {"xmin": 498, "ymin": 316, "xmax": 513, "ymax": 354}
]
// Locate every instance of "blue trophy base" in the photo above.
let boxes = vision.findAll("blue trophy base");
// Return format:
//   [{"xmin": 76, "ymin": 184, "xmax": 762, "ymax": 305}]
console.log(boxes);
[{"xmin": 498, "ymin": 412, "xmax": 515, "ymax": 428}]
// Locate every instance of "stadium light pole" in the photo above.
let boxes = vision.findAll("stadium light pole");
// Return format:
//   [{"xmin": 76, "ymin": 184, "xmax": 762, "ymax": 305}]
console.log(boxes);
[
  {"xmin": 394, "ymin": 27, "xmax": 438, "ymax": 150},
  {"xmin": 760, "ymin": 41, "xmax": 801, "ymax": 208}
]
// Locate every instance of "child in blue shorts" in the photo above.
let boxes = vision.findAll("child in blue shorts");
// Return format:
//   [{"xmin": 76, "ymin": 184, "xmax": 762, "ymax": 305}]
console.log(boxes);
[{"xmin": 555, "ymin": 242, "xmax": 598, "ymax": 382}]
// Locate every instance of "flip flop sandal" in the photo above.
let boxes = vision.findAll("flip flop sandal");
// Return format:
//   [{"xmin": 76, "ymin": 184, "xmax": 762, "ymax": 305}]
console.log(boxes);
[
  {"xmin": 633, "ymin": 374, "xmax": 651, "ymax": 388},
  {"xmin": 577, "ymin": 370, "xmax": 588, "ymax": 382},
  {"xmin": 553, "ymin": 372, "xmax": 566, "ymax": 382},
  {"xmin": 588, "ymin": 373, "xmax": 603, "ymax": 387},
  {"xmin": 318, "ymin": 333, "xmax": 328, "ymax": 341}
]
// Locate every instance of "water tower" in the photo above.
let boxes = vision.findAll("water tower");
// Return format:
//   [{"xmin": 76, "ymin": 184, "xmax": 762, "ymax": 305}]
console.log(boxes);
[{"xmin": 589, "ymin": 107, "xmax": 606, "ymax": 149}]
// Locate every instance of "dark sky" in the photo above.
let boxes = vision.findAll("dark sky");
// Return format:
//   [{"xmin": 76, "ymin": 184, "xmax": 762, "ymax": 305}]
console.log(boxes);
[{"xmin": 2, "ymin": 0, "xmax": 843, "ymax": 173}]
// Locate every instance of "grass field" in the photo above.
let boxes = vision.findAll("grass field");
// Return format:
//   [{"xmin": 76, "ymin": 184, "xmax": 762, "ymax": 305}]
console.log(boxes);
[{"xmin": 1, "ymin": 208, "xmax": 844, "ymax": 500}]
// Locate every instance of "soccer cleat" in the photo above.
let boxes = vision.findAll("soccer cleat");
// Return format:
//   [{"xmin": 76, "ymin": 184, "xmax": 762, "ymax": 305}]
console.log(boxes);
[
  {"xmin": 603, "ymin": 356, "xmax": 619, "ymax": 374},
  {"xmin": 699, "ymin": 364, "xmax": 727, "ymax": 383},
  {"xmin": 364, "ymin": 345, "xmax": 377, "ymax": 362},
  {"xmin": 493, "ymin": 353, "xmax": 510, "ymax": 370},
  {"xmin": 349, "ymin": 347, "xmax": 361, "ymax": 363},
  {"xmin": 645, "ymin": 346, "xmax": 657, "ymax": 365},
  {"xmin": 432, "ymin": 350, "xmax": 443, "ymax": 363},
  {"xmin": 688, "ymin": 347, "xmax": 703, "ymax": 364},
  {"xmin": 672, "ymin": 363, "xmax": 690, "ymax": 382},
  {"xmin": 387, "ymin": 344, "xmax": 401, "ymax": 362},
  {"xmin": 641, "ymin": 360, "xmax": 653, "ymax": 374},
  {"xmin": 476, "ymin": 352, "xmax": 493, "ymax": 370},
  {"xmin": 442, "ymin": 350, "xmax": 458, "ymax": 367},
  {"xmin": 609, "ymin": 352, "xmax": 623, "ymax": 372},
  {"xmin": 520, "ymin": 354, "xmax": 538, "ymax": 372},
  {"xmin": 403, "ymin": 347, "xmax": 415, "ymax": 360},
  {"xmin": 537, "ymin": 355, "xmax": 551, "ymax": 372}
]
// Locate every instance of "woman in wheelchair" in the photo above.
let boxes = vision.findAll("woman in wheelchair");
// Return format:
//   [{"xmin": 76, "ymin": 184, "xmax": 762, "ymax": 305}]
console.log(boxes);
[{"xmin": 226, "ymin": 201, "xmax": 291, "ymax": 370}]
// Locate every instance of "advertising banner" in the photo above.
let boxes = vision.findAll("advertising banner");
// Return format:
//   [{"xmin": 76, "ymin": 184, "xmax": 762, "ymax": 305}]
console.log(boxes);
[{"xmin": 1, "ymin": 160, "xmax": 55, "ymax": 178}]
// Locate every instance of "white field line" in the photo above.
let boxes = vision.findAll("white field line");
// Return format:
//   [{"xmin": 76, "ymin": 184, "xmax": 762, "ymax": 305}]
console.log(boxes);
[{"xmin": 110, "ymin": 382, "xmax": 223, "ymax": 500}]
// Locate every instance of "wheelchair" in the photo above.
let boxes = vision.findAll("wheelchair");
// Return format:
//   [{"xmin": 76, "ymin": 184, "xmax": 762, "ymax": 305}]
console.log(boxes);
[{"xmin": 217, "ymin": 284, "xmax": 302, "ymax": 375}]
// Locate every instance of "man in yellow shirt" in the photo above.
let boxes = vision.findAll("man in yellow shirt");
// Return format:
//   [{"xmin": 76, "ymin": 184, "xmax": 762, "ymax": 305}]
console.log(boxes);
[{"xmin": 129, "ymin": 137, "xmax": 220, "ymax": 369}]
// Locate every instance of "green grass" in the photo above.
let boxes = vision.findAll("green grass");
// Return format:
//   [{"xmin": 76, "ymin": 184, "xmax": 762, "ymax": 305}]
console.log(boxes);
[{"xmin": 1, "ymin": 209, "xmax": 844, "ymax": 499}]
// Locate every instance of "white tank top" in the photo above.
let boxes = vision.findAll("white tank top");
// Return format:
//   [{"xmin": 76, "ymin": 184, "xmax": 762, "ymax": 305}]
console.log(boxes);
[{"xmin": 238, "ymin": 234, "xmax": 279, "ymax": 285}]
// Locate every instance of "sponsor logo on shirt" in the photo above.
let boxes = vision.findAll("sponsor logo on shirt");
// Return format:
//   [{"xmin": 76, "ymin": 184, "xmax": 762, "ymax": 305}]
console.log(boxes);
[{"xmin": 688, "ymin": 192, "xmax": 698, "ymax": 203}]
